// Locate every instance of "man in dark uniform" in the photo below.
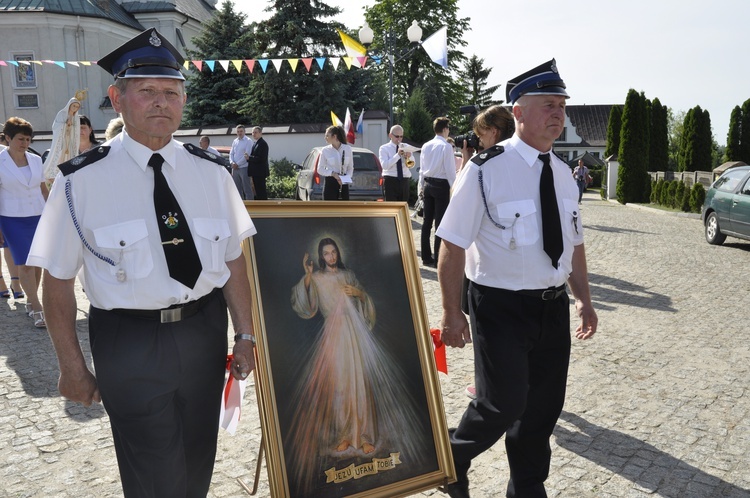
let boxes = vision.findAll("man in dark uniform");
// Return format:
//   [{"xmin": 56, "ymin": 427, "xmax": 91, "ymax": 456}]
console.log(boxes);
[
  {"xmin": 28, "ymin": 29, "xmax": 257, "ymax": 497},
  {"xmin": 436, "ymin": 59, "xmax": 598, "ymax": 498},
  {"xmin": 246, "ymin": 126, "xmax": 270, "ymax": 200}
]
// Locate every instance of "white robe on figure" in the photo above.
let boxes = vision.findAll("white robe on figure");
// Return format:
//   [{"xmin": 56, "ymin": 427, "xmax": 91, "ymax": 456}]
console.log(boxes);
[
  {"xmin": 44, "ymin": 98, "xmax": 80, "ymax": 181},
  {"xmin": 287, "ymin": 267, "xmax": 432, "ymax": 495}
]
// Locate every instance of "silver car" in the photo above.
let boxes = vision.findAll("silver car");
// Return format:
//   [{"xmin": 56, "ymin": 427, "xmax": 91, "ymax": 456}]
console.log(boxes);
[{"xmin": 294, "ymin": 146, "xmax": 384, "ymax": 201}]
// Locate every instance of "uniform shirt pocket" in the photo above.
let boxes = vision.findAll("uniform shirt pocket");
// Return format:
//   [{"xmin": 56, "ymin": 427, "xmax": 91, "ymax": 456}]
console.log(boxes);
[
  {"xmin": 562, "ymin": 199, "xmax": 582, "ymax": 241},
  {"xmin": 193, "ymin": 218, "xmax": 232, "ymax": 272},
  {"xmin": 495, "ymin": 199, "xmax": 539, "ymax": 248},
  {"xmin": 92, "ymin": 220, "xmax": 153, "ymax": 280}
]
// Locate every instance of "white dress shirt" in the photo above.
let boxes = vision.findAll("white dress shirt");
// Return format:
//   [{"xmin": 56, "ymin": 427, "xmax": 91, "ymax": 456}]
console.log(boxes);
[
  {"xmin": 379, "ymin": 141, "xmax": 412, "ymax": 179},
  {"xmin": 437, "ymin": 134, "xmax": 583, "ymax": 290},
  {"xmin": 230, "ymin": 136, "xmax": 251, "ymax": 167},
  {"xmin": 28, "ymin": 131, "xmax": 256, "ymax": 310},
  {"xmin": 318, "ymin": 144, "xmax": 354, "ymax": 178},
  {"xmin": 418, "ymin": 135, "xmax": 456, "ymax": 190}
]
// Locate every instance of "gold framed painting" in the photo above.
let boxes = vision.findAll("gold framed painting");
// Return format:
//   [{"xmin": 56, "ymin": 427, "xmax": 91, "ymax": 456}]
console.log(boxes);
[{"xmin": 243, "ymin": 201, "xmax": 455, "ymax": 498}]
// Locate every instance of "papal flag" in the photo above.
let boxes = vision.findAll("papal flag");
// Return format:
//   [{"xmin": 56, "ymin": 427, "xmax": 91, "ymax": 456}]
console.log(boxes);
[
  {"xmin": 331, "ymin": 110, "xmax": 343, "ymax": 127},
  {"xmin": 344, "ymin": 108, "xmax": 356, "ymax": 144},
  {"xmin": 337, "ymin": 30, "xmax": 366, "ymax": 68},
  {"xmin": 421, "ymin": 26, "xmax": 448, "ymax": 69}
]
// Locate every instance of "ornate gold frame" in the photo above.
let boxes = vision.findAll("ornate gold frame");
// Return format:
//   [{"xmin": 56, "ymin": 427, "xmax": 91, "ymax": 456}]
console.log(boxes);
[{"xmin": 243, "ymin": 201, "xmax": 455, "ymax": 498}]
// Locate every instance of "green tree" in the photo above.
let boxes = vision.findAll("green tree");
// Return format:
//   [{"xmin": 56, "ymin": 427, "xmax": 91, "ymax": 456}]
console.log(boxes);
[
  {"xmin": 667, "ymin": 108, "xmax": 684, "ymax": 171},
  {"xmin": 680, "ymin": 106, "xmax": 713, "ymax": 171},
  {"xmin": 364, "ymin": 0, "xmax": 470, "ymax": 123},
  {"xmin": 649, "ymin": 98, "xmax": 669, "ymax": 171},
  {"xmin": 183, "ymin": 1, "xmax": 254, "ymax": 125},
  {"xmin": 462, "ymin": 55, "xmax": 500, "ymax": 107},
  {"xmin": 724, "ymin": 105, "xmax": 741, "ymax": 162},
  {"xmin": 401, "ymin": 87, "xmax": 433, "ymax": 144},
  {"xmin": 739, "ymin": 99, "xmax": 750, "ymax": 162},
  {"xmin": 229, "ymin": 0, "xmax": 377, "ymax": 124},
  {"xmin": 451, "ymin": 55, "xmax": 501, "ymax": 133},
  {"xmin": 617, "ymin": 89, "xmax": 651, "ymax": 203},
  {"xmin": 604, "ymin": 105, "xmax": 622, "ymax": 158}
]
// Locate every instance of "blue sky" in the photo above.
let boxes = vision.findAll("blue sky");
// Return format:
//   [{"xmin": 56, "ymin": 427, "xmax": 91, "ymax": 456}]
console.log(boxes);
[{"xmin": 236, "ymin": 0, "xmax": 749, "ymax": 146}]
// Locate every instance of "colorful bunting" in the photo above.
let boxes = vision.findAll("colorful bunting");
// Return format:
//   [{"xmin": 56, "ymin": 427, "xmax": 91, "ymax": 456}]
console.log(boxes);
[
  {"xmin": 271, "ymin": 59, "xmax": 283, "ymax": 73},
  {"xmin": 244, "ymin": 59, "xmax": 255, "ymax": 73},
  {"xmin": 301, "ymin": 58, "xmax": 313, "ymax": 72}
]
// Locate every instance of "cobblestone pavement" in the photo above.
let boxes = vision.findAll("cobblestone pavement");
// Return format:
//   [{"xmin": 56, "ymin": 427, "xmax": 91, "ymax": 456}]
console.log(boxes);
[{"xmin": 1, "ymin": 191, "xmax": 749, "ymax": 497}]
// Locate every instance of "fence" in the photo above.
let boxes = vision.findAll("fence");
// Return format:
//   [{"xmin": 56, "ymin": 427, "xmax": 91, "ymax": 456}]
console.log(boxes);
[{"xmin": 649, "ymin": 171, "xmax": 713, "ymax": 188}]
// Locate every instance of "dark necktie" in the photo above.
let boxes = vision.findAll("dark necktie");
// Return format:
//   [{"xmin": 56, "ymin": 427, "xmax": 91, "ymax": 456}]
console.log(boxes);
[
  {"xmin": 148, "ymin": 153, "xmax": 202, "ymax": 288},
  {"xmin": 539, "ymin": 153, "xmax": 563, "ymax": 269},
  {"xmin": 395, "ymin": 144, "xmax": 403, "ymax": 179}
]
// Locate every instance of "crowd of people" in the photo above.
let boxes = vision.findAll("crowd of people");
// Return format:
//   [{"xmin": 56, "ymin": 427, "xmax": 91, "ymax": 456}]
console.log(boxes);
[{"xmin": 1, "ymin": 26, "xmax": 600, "ymax": 498}]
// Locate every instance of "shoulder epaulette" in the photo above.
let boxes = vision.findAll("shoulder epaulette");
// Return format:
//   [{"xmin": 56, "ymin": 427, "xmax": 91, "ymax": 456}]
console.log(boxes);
[
  {"xmin": 471, "ymin": 145, "xmax": 504, "ymax": 166},
  {"xmin": 183, "ymin": 143, "xmax": 228, "ymax": 166},
  {"xmin": 59, "ymin": 146, "xmax": 111, "ymax": 176}
]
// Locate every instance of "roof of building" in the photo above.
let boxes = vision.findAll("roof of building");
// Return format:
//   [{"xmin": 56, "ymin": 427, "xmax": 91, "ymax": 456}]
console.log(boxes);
[
  {"xmin": 566, "ymin": 104, "xmax": 620, "ymax": 147},
  {"xmin": 0, "ymin": 0, "xmax": 215, "ymax": 29}
]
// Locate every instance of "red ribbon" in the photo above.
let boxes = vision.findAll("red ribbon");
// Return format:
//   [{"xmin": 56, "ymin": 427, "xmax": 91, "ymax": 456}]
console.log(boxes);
[
  {"xmin": 224, "ymin": 354, "xmax": 234, "ymax": 409},
  {"xmin": 430, "ymin": 328, "xmax": 448, "ymax": 374}
]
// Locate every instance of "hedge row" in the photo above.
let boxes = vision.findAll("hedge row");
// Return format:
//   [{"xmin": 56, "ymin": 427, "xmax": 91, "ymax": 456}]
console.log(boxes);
[{"xmin": 650, "ymin": 179, "xmax": 705, "ymax": 213}]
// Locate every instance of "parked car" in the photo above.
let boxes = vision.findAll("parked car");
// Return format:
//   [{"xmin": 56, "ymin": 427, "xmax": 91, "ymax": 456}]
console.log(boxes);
[
  {"xmin": 702, "ymin": 165, "xmax": 750, "ymax": 245},
  {"xmin": 294, "ymin": 146, "xmax": 383, "ymax": 201}
]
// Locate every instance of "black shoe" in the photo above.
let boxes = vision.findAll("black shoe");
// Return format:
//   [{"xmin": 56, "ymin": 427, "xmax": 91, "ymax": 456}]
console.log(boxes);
[
  {"xmin": 422, "ymin": 258, "xmax": 436, "ymax": 267},
  {"xmin": 440, "ymin": 481, "xmax": 470, "ymax": 498}
]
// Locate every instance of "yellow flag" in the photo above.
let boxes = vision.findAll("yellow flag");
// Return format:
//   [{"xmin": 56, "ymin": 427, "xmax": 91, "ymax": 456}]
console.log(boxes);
[{"xmin": 337, "ymin": 30, "xmax": 366, "ymax": 68}]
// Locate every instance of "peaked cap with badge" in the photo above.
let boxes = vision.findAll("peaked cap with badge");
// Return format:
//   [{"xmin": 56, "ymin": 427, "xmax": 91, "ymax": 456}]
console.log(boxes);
[
  {"xmin": 97, "ymin": 28, "xmax": 185, "ymax": 81},
  {"xmin": 505, "ymin": 58, "xmax": 569, "ymax": 104}
]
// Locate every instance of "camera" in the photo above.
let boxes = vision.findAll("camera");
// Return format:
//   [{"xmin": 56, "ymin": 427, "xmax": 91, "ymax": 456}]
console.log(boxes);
[{"xmin": 454, "ymin": 131, "xmax": 480, "ymax": 150}]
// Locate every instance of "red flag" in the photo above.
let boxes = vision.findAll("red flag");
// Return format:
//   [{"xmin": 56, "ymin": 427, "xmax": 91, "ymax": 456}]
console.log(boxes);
[
  {"xmin": 344, "ymin": 108, "xmax": 356, "ymax": 144},
  {"xmin": 430, "ymin": 328, "xmax": 448, "ymax": 374}
]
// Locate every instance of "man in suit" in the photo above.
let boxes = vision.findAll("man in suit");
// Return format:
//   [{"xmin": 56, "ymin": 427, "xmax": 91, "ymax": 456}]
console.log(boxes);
[{"xmin": 246, "ymin": 126, "xmax": 270, "ymax": 200}]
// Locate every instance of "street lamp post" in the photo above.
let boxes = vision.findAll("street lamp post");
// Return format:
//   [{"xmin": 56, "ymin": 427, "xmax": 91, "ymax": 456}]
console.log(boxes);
[{"xmin": 358, "ymin": 21, "xmax": 423, "ymax": 126}]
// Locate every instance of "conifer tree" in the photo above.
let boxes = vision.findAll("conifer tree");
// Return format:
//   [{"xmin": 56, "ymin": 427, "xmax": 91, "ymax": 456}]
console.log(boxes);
[
  {"xmin": 649, "ymin": 98, "xmax": 669, "ymax": 171},
  {"xmin": 680, "ymin": 106, "xmax": 713, "ymax": 171},
  {"xmin": 462, "ymin": 55, "xmax": 501, "ymax": 107},
  {"xmin": 230, "ymin": 0, "xmax": 378, "ymax": 124},
  {"xmin": 724, "ymin": 105, "xmax": 741, "ymax": 162},
  {"xmin": 617, "ymin": 89, "xmax": 650, "ymax": 203},
  {"xmin": 401, "ymin": 87, "xmax": 434, "ymax": 144},
  {"xmin": 739, "ymin": 99, "xmax": 750, "ymax": 162},
  {"xmin": 604, "ymin": 105, "xmax": 622, "ymax": 158},
  {"xmin": 183, "ymin": 1, "xmax": 254, "ymax": 125}
]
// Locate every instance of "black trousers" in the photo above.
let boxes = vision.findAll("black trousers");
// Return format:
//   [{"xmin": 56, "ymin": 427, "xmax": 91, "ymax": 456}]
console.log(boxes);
[
  {"xmin": 420, "ymin": 177, "xmax": 450, "ymax": 262},
  {"xmin": 251, "ymin": 175, "xmax": 268, "ymax": 200},
  {"xmin": 383, "ymin": 176, "xmax": 410, "ymax": 202},
  {"xmin": 323, "ymin": 175, "xmax": 349, "ymax": 200},
  {"xmin": 89, "ymin": 290, "xmax": 228, "ymax": 498},
  {"xmin": 450, "ymin": 282, "xmax": 571, "ymax": 498}
]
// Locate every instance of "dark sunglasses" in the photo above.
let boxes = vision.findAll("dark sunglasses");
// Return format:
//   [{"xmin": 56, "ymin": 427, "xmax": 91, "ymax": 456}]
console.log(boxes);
[{"xmin": 392, "ymin": 134, "xmax": 403, "ymax": 138}]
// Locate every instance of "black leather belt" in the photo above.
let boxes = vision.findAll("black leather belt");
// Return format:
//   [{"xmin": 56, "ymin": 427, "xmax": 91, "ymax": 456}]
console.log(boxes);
[
  {"xmin": 424, "ymin": 177, "xmax": 449, "ymax": 184},
  {"xmin": 515, "ymin": 284, "xmax": 567, "ymax": 301},
  {"xmin": 109, "ymin": 288, "xmax": 220, "ymax": 323}
]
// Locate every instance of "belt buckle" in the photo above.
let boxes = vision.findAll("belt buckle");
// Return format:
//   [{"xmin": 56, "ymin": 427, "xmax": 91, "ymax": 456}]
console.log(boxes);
[
  {"xmin": 541, "ymin": 289, "xmax": 556, "ymax": 300},
  {"xmin": 161, "ymin": 308, "xmax": 183, "ymax": 323}
]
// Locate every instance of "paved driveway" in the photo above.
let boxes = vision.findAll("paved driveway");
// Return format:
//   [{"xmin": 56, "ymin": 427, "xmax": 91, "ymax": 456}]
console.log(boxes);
[{"xmin": 1, "ymin": 192, "xmax": 748, "ymax": 497}]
